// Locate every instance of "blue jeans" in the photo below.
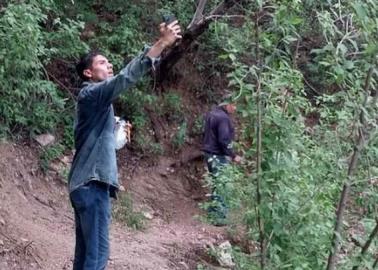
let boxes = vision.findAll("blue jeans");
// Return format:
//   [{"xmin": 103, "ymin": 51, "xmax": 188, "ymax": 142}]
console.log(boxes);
[
  {"xmin": 204, "ymin": 153, "xmax": 229, "ymax": 222},
  {"xmin": 70, "ymin": 181, "xmax": 112, "ymax": 270}
]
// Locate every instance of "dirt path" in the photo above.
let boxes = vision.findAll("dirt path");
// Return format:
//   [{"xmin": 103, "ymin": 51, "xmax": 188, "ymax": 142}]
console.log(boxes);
[{"xmin": 0, "ymin": 143, "xmax": 226, "ymax": 270}]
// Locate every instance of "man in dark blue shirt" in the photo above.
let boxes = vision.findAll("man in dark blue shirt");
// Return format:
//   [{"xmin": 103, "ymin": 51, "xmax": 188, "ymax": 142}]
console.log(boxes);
[
  {"xmin": 202, "ymin": 99, "xmax": 241, "ymax": 225},
  {"xmin": 69, "ymin": 21, "xmax": 181, "ymax": 270}
]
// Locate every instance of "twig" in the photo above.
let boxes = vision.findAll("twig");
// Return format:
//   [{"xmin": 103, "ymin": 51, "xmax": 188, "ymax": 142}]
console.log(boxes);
[
  {"xmin": 303, "ymin": 76, "xmax": 322, "ymax": 95},
  {"xmin": 204, "ymin": 14, "xmax": 245, "ymax": 21},
  {"xmin": 293, "ymin": 39, "xmax": 300, "ymax": 69},
  {"xmin": 0, "ymin": 230, "xmax": 15, "ymax": 242},
  {"xmin": 373, "ymin": 254, "xmax": 378, "ymax": 268},
  {"xmin": 41, "ymin": 63, "xmax": 50, "ymax": 81},
  {"xmin": 33, "ymin": 195, "xmax": 55, "ymax": 210},
  {"xmin": 24, "ymin": 241, "xmax": 43, "ymax": 269},
  {"xmin": 65, "ymin": 214, "xmax": 74, "ymax": 221},
  {"xmin": 352, "ymin": 219, "xmax": 378, "ymax": 270},
  {"xmin": 208, "ymin": 0, "xmax": 238, "ymax": 17},
  {"xmin": 361, "ymin": 220, "xmax": 378, "ymax": 255},
  {"xmin": 23, "ymin": 240, "xmax": 33, "ymax": 251},
  {"xmin": 351, "ymin": 237, "xmax": 363, "ymax": 248},
  {"xmin": 47, "ymin": 71, "xmax": 77, "ymax": 102}
]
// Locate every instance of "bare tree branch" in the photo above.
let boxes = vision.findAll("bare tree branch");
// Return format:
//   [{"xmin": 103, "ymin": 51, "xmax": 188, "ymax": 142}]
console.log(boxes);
[
  {"xmin": 208, "ymin": 0, "xmax": 236, "ymax": 17},
  {"xmin": 188, "ymin": 0, "xmax": 208, "ymax": 29},
  {"xmin": 204, "ymin": 14, "xmax": 245, "ymax": 21},
  {"xmin": 155, "ymin": 0, "xmax": 243, "ymax": 82}
]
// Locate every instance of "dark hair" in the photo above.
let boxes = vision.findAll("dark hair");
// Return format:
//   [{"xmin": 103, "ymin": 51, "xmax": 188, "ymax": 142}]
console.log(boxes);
[{"xmin": 76, "ymin": 50, "xmax": 103, "ymax": 81}]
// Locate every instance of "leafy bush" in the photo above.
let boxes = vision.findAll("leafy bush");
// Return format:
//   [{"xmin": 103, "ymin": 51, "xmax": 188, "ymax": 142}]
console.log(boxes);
[
  {"xmin": 162, "ymin": 91, "xmax": 184, "ymax": 122},
  {"xmin": 0, "ymin": 3, "xmax": 65, "ymax": 136},
  {"xmin": 39, "ymin": 143, "xmax": 65, "ymax": 172},
  {"xmin": 172, "ymin": 121, "xmax": 187, "ymax": 150},
  {"xmin": 0, "ymin": 1, "xmax": 89, "ymax": 138},
  {"xmin": 201, "ymin": 0, "xmax": 378, "ymax": 269},
  {"xmin": 113, "ymin": 192, "xmax": 146, "ymax": 230}
]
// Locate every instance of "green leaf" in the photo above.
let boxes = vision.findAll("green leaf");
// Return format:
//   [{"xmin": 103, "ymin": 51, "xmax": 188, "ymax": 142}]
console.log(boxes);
[{"xmin": 352, "ymin": 3, "xmax": 368, "ymax": 23}]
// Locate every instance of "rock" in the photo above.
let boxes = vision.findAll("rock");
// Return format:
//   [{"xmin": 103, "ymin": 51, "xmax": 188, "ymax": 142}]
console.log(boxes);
[
  {"xmin": 60, "ymin": 156, "xmax": 71, "ymax": 165},
  {"xmin": 119, "ymin": 185, "xmax": 126, "ymax": 192},
  {"xmin": 160, "ymin": 170, "xmax": 168, "ymax": 177},
  {"xmin": 0, "ymin": 218, "xmax": 5, "ymax": 226},
  {"xmin": 215, "ymin": 241, "xmax": 235, "ymax": 268},
  {"xmin": 142, "ymin": 212, "xmax": 154, "ymax": 220},
  {"xmin": 178, "ymin": 261, "xmax": 189, "ymax": 269},
  {"xmin": 35, "ymin": 133, "xmax": 55, "ymax": 146},
  {"xmin": 49, "ymin": 162, "xmax": 61, "ymax": 173},
  {"xmin": 0, "ymin": 239, "xmax": 4, "ymax": 245}
]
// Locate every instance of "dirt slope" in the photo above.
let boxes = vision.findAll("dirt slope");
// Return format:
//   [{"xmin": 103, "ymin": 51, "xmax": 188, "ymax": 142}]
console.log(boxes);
[{"xmin": 0, "ymin": 143, "xmax": 226, "ymax": 270}]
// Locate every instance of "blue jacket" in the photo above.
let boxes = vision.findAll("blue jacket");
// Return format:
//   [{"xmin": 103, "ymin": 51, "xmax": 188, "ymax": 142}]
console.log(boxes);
[
  {"xmin": 202, "ymin": 106, "xmax": 235, "ymax": 158},
  {"xmin": 68, "ymin": 47, "xmax": 156, "ymax": 197}
]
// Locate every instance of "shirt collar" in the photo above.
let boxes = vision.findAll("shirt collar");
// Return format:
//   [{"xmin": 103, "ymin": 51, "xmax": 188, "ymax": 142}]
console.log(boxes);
[{"xmin": 217, "ymin": 105, "xmax": 229, "ymax": 115}]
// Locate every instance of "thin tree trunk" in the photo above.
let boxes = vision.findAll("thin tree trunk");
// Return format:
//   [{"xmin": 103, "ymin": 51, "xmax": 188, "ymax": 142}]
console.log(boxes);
[
  {"xmin": 256, "ymin": 79, "xmax": 265, "ymax": 270},
  {"xmin": 254, "ymin": 8, "xmax": 265, "ymax": 270},
  {"xmin": 326, "ymin": 67, "xmax": 374, "ymax": 270}
]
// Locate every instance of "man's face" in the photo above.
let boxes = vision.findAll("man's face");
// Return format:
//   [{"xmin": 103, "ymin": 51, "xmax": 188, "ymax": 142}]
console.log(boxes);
[
  {"xmin": 83, "ymin": 55, "xmax": 114, "ymax": 82},
  {"xmin": 226, "ymin": 103, "xmax": 237, "ymax": 114}
]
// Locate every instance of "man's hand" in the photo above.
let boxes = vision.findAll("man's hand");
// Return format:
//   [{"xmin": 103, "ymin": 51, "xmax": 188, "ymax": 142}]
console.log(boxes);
[
  {"xmin": 233, "ymin": 155, "xmax": 242, "ymax": 164},
  {"xmin": 147, "ymin": 21, "xmax": 182, "ymax": 58},
  {"xmin": 124, "ymin": 121, "xmax": 132, "ymax": 143},
  {"xmin": 158, "ymin": 20, "xmax": 182, "ymax": 48}
]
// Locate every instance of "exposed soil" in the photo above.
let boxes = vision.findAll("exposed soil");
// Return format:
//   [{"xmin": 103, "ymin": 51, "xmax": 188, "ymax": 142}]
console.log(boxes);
[{"xmin": 0, "ymin": 142, "xmax": 228, "ymax": 270}]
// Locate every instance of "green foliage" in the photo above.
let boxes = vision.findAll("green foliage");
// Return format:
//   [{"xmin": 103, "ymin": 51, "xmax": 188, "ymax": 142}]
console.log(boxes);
[
  {"xmin": 39, "ymin": 143, "xmax": 65, "ymax": 172},
  {"xmin": 172, "ymin": 121, "xmax": 187, "ymax": 150},
  {"xmin": 232, "ymin": 247, "xmax": 260, "ymax": 270},
  {"xmin": 113, "ymin": 193, "xmax": 146, "ymax": 230},
  {"xmin": 135, "ymin": 132, "xmax": 164, "ymax": 156},
  {"xmin": 43, "ymin": 18, "xmax": 88, "ymax": 59},
  {"xmin": 202, "ymin": 0, "xmax": 378, "ymax": 269},
  {"xmin": 196, "ymin": 264, "xmax": 211, "ymax": 270},
  {"xmin": 118, "ymin": 85, "xmax": 164, "ymax": 155},
  {"xmin": 0, "ymin": 3, "xmax": 64, "ymax": 136},
  {"xmin": 2, "ymin": 0, "xmax": 377, "ymax": 268},
  {"xmin": 191, "ymin": 115, "xmax": 204, "ymax": 136},
  {"xmin": 0, "ymin": 1, "xmax": 88, "ymax": 140},
  {"xmin": 159, "ymin": 0, "xmax": 195, "ymax": 26},
  {"xmin": 93, "ymin": 13, "xmax": 144, "ymax": 63},
  {"xmin": 162, "ymin": 91, "xmax": 184, "ymax": 122}
]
